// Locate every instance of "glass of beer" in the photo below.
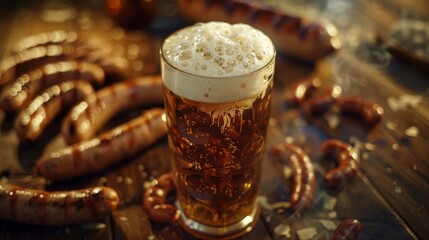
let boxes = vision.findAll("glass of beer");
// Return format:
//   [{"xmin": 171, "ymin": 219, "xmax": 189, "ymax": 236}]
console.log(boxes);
[{"xmin": 160, "ymin": 21, "xmax": 275, "ymax": 238}]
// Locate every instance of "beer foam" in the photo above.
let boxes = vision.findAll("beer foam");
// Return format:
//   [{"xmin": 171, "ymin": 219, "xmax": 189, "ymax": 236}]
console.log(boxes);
[{"xmin": 161, "ymin": 22, "xmax": 275, "ymax": 103}]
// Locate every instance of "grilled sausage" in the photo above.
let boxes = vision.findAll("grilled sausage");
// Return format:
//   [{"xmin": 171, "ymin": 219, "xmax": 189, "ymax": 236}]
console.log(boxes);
[
  {"xmin": 142, "ymin": 172, "xmax": 179, "ymax": 224},
  {"xmin": 284, "ymin": 77, "xmax": 321, "ymax": 106},
  {"xmin": 62, "ymin": 75, "xmax": 163, "ymax": 144},
  {"xmin": 0, "ymin": 42, "xmax": 109, "ymax": 87},
  {"xmin": 14, "ymin": 80, "xmax": 95, "ymax": 142},
  {"xmin": 329, "ymin": 219, "xmax": 362, "ymax": 240},
  {"xmin": 12, "ymin": 30, "xmax": 81, "ymax": 53},
  {"xmin": 0, "ymin": 182, "xmax": 120, "ymax": 226},
  {"xmin": 322, "ymin": 139, "xmax": 360, "ymax": 189},
  {"xmin": 271, "ymin": 143, "xmax": 316, "ymax": 212},
  {"xmin": 303, "ymin": 85, "xmax": 342, "ymax": 116},
  {"xmin": 0, "ymin": 60, "xmax": 105, "ymax": 113},
  {"xmin": 34, "ymin": 108, "xmax": 167, "ymax": 181},
  {"xmin": 337, "ymin": 96, "xmax": 384, "ymax": 125}
]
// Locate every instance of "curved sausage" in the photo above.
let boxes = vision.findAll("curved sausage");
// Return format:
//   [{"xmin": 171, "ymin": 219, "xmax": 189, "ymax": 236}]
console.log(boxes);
[
  {"xmin": 14, "ymin": 80, "xmax": 95, "ymax": 142},
  {"xmin": 303, "ymin": 85, "xmax": 342, "ymax": 116},
  {"xmin": 337, "ymin": 96, "xmax": 384, "ymax": 125},
  {"xmin": 271, "ymin": 143, "xmax": 315, "ymax": 212},
  {"xmin": 0, "ymin": 182, "xmax": 120, "ymax": 226},
  {"xmin": 34, "ymin": 108, "xmax": 167, "ymax": 181},
  {"xmin": 284, "ymin": 77, "xmax": 321, "ymax": 105},
  {"xmin": 84, "ymin": 52, "xmax": 128, "ymax": 78},
  {"xmin": 142, "ymin": 172, "xmax": 180, "ymax": 224},
  {"xmin": 322, "ymin": 139, "xmax": 360, "ymax": 189},
  {"xmin": 0, "ymin": 42, "xmax": 109, "ymax": 87},
  {"xmin": 177, "ymin": 0, "xmax": 341, "ymax": 61},
  {"xmin": 329, "ymin": 219, "xmax": 362, "ymax": 240},
  {"xmin": 12, "ymin": 30, "xmax": 80, "ymax": 53},
  {"xmin": 0, "ymin": 60, "xmax": 105, "ymax": 113},
  {"xmin": 62, "ymin": 75, "xmax": 163, "ymax": 144}
]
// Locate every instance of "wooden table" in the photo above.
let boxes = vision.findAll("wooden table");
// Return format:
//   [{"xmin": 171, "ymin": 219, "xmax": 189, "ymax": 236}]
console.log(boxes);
[{"xmin": 1, "ymin": 0, "xmax": 428, "ymax": 239}]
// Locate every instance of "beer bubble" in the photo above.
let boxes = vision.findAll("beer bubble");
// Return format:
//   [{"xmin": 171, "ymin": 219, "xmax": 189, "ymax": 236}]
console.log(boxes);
[
  {"xmin": 193, "ymin": 63, "xmax": 200, "ymax": 71},
  {"xmin": 179, "ymin": 51, "xmax": 192, "ymax": 61},
  {"xmin": 241, "ymin": 46, "xmax": 249, "ymax": 52},
  {"xmin": 236, "ymin": 55, "xmax": 243, "ymax": 61},
  {"xmin": 256, "ymin": 52, "xmax": 263, "ymax": 60},
  {"xmin": 215, "ymin": 46, "xmax": 223, "ymax": 53},
  {"xmin": 195, "ymin": 43, "xmax": 207, "ymax": 52},
  {"xmin": 227, "ymin": 59, "xmax": 236, "ymax": 67},
  {"xmin": 222, "ymin": 29, "xmax": 231, "ymax": 36},
  {"xmin": 241, "ymin": 83, "xmax": 247, "ymax": 89},
  {"xmin": 214, "ymin": 57, "xmax": 225, "ymax": 66},
  {"xmin": 224, "ymin": 66, "xmax": 233, "ymax": 73},
  {"xmin": 201, "ymin": 64, "xmax": 207, "ymax": 70},
  {"xmin": 203, "ymin": 51, "xmax": 213, "ymax": 60},
  {"xmin": 226, "ymin": 48, "xmax": 234, "ymax": 55},
  {"xmin": 178, "ymin": 42, "xmax": 189, "ymax": 49}
]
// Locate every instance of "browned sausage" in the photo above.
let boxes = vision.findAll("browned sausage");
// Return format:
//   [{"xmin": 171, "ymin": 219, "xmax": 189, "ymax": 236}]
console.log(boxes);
[
  {"xmin": 11, "ymin": 30, "xmax": 81, "ymax": 53},
  {"xmin": 84, "ymin": 51, "xmax": 128, "ymax": 78},
  {"xmin": 336, "ymin": 96, "xmax": 384, "ymax": 125},
  {"xmin": 0, "ymin": 60, "xmax": 105, "ymax": 113},
  {"xmin": 303, "ymin": 85, "xmax": 342, "ymax": 116},
  {"xmin": 329, "ymin": 219, "xmax": 362, "ymax": 240},
  {"xmin": 34, "ymin": 108, "xmax": 167, "ymax": 181},
  {"xmin": 62, "ymin": 75, "xmax": 163, "ymax": 144},
  {"xmin": 0, "ymin": 42, "xmax": 109, "ymax": 87},
  {"xmin": 177, "ymin": 0, "xmax": 341, "ymax": 61},
  {"xmin": 271, "ymin": 143, "xmax": 315, "ymax": 212},
  {"xmin": 14, "ymin": 80, "xmax": 95, "ymax": 142},
  {"xmin": 322, "ymin": 139, "xmax": 360, "ymax": 189},
  {"xmin": 142, "ymin": 172, "xmax": 180, "ymax": 224},
  {"xmin": 0, "ymin": 182, "xmax": 120, "ymax": 226},
  {"xmin": 284, "ymin": 77, "xmax": 321, "ymax": 105}
]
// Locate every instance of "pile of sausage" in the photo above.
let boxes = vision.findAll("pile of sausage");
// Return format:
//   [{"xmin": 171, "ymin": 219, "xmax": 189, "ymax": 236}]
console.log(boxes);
[{"xmin": 0, "ymin": 31, "xmax": 168, "ymax": 225}]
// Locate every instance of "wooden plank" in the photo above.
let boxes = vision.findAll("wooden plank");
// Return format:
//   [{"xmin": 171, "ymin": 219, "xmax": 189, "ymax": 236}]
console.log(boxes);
[
  {"xmin": 255, "ymin": 85, "xmax": 418, "ymax": 239},
  {"xmin": 316, "ymin": 51, "xmax": 429, "ymax": 239}
]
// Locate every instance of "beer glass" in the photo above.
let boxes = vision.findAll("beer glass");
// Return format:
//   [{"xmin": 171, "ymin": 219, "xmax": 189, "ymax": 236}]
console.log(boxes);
[{"xmin": 160, "ymin": 22, "xmax": 275, "ymax": 238}]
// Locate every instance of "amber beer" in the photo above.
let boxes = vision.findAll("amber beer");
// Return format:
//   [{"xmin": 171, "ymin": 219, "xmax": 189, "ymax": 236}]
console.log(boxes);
[{"xmin": 161, "ymin": 22, "xmax": 275, "ymax": 238}]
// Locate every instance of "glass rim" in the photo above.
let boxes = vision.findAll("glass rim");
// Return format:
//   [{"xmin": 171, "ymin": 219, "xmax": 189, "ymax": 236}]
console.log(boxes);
[{"xmin": 160, "ymin": 47, "xmax": 276, "ymax": 80}]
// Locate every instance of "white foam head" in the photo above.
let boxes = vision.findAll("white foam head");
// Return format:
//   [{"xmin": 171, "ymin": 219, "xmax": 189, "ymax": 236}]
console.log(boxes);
[{"xmin": 161, "ymin": 22, "xmax": 275, "ymax": 103}]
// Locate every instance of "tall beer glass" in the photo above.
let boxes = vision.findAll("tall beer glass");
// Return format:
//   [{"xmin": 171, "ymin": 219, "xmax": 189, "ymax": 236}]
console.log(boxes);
[{"xmin": 161, "ymin": 22, "xmax": 275, "ymax": 238}]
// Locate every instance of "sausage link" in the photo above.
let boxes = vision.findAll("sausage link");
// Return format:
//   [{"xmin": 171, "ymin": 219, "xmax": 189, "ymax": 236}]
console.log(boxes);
[
  {"xmin": 329, "ymin": 219, "xmax": 362, "ymax": 240},
  {"xmin": 0, "ymin": 60, "xmax": 105, "ymax": 113},
  {"xmin": 271, "ymin": 143, "xmax": 315, "ymax": 212},
  {"xmin": 284, "ymin": 77, "xmax": 321, "ymax": 105},
  {"xmin": 12, "ymin": 30, "xmax": 80, "ymax": 53},
  {"xmin": 0, "ymin": 42, "xmax": 109, "ymax": 87},
  {"xmin": 34, "ymin": 108, "xmax": 167, "ymax": 181},
  {"xmin": 62, "ymin": 75, "xmax": 163, "ymax": 144},
  {"xmin": 14, "ymin": 80, "xmax": 95, "ymax": 142},
  {"xmin": 0, "ymin": 182, "xmax": 119, "ymax": 226},
  {"xmin": 142, "ymin": 172, "xmax": 180, "ymax": 224},
  {"xmin": 337, "ymin": 96, "xmax": 384, "ymax": 125},
  {"xmin": 303, "ymin": 85, "xmax": 342, "ymax": 116},
  {"xmin": 177, "ymin": 0, "xmax": 340, "ymax": 61},
  {"xmin": 322, "ymin": 139, "xmax": 360, "ymax": 189}
]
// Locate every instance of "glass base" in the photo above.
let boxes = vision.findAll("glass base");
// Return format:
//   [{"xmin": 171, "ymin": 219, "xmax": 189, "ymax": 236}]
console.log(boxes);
[{"xmin": 175, "ymin": 201, "xmax": 260, "ymax": 239}]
